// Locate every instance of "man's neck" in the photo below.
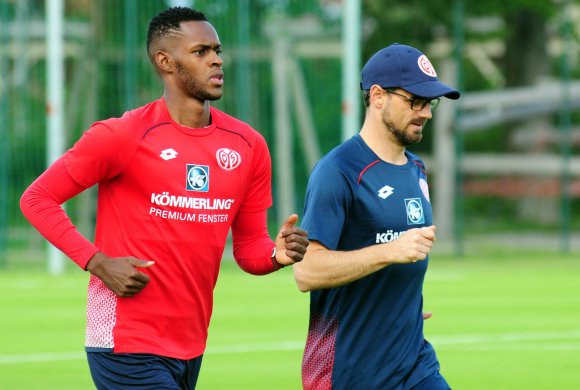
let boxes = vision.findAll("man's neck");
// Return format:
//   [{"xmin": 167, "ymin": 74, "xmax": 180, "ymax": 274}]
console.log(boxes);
[
  {"xmin": 163, "ymin": 92, "xmax": 211, "ymax": 128},
  {"xmin": 359, "ymin": 123, "xmax": 407, "ymax": 165}
]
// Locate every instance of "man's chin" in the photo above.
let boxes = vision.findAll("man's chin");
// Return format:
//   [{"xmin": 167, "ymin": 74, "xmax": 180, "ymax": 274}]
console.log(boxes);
[
  {"xmin": 206, "ymin": 92, "xmax": 222, "ymax": 101},
  {"xmin": 400, "ymin": 134, "xmax": 422, "ymax": 147}
]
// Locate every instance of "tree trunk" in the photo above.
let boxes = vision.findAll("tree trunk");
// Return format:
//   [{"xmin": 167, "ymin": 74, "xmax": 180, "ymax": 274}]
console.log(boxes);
[{"xmin": 503, "ymin": 9, "xmax": 548, "ymax": 87}]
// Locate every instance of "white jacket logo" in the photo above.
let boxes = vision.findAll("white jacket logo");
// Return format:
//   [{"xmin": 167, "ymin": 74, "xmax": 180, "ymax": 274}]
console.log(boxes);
[
  {"xmin": 378, "ymin": 185, "xmax": 394, "ymax": 199},
  {"xmin": 216, "ymin": 148, "xmax": 241, "ymax": 170},
  {"xmin": 376, "ymin": 230, "xmax": 406, "ymax": 243},
  {"xmin": 151, "ymin": 192, "xmax": 234, "ymax": 210}
]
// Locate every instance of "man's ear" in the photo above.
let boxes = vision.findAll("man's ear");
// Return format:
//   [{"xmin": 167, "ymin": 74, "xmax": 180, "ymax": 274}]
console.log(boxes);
[
  {"xmin": 369, "ymin": 85, "xmax": 385, "ymax": 108},
  {"xmin": 155, "ymin": 51, "xmax": 173, "ymax": 74}
]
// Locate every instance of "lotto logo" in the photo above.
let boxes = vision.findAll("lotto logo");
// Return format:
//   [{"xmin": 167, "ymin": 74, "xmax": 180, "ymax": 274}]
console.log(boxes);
[
  {"xmin": 160, "ymin": 148, "xmax": 178, "ymax": 160},
  {"xmin": 377, "ymin": 185, "xmax": 394, "ymax": 199}
]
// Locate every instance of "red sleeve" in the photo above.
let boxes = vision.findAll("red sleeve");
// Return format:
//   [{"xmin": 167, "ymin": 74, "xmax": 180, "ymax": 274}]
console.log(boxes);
[
  {"xmin": 20, "ymin": 157, "xmax": 100, "ymax": 269},
  {"xmin": 238, "ymin": 134, "xmax": 273, "ymax": 213},
  {"xmin": 231, "ymin": 209, "xmax": 280, "ymax": 275},
  {"xmin": 63, "ymin": 121, "xmax": 136, "ymax": 187}
]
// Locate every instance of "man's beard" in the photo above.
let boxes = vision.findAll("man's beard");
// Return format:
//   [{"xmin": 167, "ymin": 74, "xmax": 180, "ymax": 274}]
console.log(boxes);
[
  {"xmin": 383, "ymin": 117, "xmax": 422, "ymax": 147},
  {"xmin": 175, "ymin": 62, "xmax": 221, "ymax": 101}
]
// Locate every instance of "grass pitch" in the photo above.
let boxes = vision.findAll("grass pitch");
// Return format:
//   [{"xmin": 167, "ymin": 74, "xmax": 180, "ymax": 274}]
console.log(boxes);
[{"xmin": 0, "ymin": 250, "xmax": 579, "ymax": 389}]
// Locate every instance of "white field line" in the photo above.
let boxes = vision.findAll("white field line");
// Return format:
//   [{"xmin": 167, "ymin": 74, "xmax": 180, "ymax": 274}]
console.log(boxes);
[
  {"xmin": 0, "ymin": 352, "xmax": 85, "ymax": 364},
  {"xmin": 0, "ymin": 330, "xmax": 579, "ymax": 365},
  {"xmin": 443, "ymin": 342, "xmax": 580, "ymax": 351},
  {"xmin": 429, "ymin": 329, "xmax": 580, "ymax": 345},
  {"xmin": 206, "ymin": 341, "xmax": 305, "ymax": 354}
]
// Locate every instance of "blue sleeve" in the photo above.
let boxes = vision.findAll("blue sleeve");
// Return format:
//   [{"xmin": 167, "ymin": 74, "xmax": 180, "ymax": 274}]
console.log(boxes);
[{"xmin": 301, "ymin": 159, "xmax": 353, "ymax": 250}]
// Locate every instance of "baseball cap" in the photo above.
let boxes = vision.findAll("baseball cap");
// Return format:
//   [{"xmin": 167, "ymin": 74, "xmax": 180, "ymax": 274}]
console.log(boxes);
[{"xmin": 360, "ymin": 43, "xmax": 460, "ymax": 100}]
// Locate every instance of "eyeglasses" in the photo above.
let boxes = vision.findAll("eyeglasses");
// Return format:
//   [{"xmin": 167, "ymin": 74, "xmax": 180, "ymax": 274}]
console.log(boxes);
[{"xmin": 384, "ymin": 89, "xmax": 440, "ymax": 111}]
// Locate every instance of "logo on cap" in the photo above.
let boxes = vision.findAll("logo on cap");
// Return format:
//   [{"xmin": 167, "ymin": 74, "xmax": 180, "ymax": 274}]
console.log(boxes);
[{"xmin": 417, "ymin": 55, "xmax": 437, "ymax": 77}]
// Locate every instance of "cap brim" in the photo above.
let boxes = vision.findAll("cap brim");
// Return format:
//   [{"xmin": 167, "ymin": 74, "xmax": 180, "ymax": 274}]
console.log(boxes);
[{"xmin": 403, "ymin": 81, "xmax": 460, "ymax": 100}]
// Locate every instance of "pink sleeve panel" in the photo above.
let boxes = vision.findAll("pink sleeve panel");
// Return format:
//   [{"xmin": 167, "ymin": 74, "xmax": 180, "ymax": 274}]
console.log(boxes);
[
  {"xmin": 19, "ymin": 157, "xmax": 100, "ymax": 269},
  {"xmin": 231, "ymin": 208, "xmax": 279, "ymax": 275}
]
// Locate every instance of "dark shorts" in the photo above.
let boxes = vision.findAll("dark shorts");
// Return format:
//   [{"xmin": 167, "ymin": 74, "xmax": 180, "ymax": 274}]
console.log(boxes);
[
  {"xmin": 411, "ymin": 370, "xmax": 451, "ymax": 390},
  {"xmin": 87, "ymin": 352, "xmax": 203, "ymax": 390}
]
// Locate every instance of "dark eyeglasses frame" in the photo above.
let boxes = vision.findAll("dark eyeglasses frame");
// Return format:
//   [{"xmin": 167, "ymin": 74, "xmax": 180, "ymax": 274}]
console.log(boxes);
[{"xmin": 383, "ymin": 89, "xmax": 440, "ymax": 111}]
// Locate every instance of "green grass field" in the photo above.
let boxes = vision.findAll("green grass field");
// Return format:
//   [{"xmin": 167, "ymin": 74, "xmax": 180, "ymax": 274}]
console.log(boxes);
[{"xmin": 1, "ymin": 250, "xmax": 579, "ymax": 389}]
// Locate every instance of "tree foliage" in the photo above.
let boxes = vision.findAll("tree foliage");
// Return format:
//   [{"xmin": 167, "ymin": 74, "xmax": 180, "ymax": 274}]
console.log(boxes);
[{"xmin": 362, "ymin": 0, "xmax": 567, "ymax": 89}]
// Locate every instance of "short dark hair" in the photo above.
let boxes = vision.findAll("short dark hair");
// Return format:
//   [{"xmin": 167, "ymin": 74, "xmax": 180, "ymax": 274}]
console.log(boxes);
[
  {"xmin": 363, "ymin": 90, "xmax": 371, "ymax": 108},
  {"xmin": 147, "ymin": 7, "xmax": 207, "ymax": 53}
]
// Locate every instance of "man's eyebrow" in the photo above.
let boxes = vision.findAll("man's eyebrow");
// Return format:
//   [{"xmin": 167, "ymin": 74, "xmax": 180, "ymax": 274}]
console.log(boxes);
[{"xmin": 190, "ymin": 43, "xmax": 222, "ymax": 51}]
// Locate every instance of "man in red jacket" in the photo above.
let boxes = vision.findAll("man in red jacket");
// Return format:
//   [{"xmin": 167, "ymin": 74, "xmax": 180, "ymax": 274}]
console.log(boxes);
[{"xmin": 20, "ymin": 6, "xmax": 308, "ymax": 389}]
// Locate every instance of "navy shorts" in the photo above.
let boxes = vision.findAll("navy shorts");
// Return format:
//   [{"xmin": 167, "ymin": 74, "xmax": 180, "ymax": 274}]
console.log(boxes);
[
  {"xmin": 411, "ymin": 370, "xmax": 451, "ymax": 390},
  {"xmin": 87, "ymin": 352, "xmax": 203, "ymax": 390}
]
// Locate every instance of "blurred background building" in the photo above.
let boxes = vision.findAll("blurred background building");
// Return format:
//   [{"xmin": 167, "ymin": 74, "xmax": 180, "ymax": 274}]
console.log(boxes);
[{"xmin": 0, "ymin": 0, "xmax": 578, "ymax": 272}]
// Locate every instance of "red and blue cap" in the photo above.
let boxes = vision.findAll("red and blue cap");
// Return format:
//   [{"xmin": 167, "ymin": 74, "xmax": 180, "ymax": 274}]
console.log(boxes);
[{"xmin": 360, "ymin": 43, "xmax": 460, "ymax": 100}]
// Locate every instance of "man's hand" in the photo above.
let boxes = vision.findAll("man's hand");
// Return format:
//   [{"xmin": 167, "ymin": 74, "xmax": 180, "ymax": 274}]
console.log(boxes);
[
  {"xmin": 86, "ymin": 252, "xmax": 155, "ymax": 297},
  {"xmin": 384, "ymin": 225, "xmax": 436, "ymax": 264},
  {"xmin": 274, "ymin": 214, "xmax": 309, "ymax": 266}
]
